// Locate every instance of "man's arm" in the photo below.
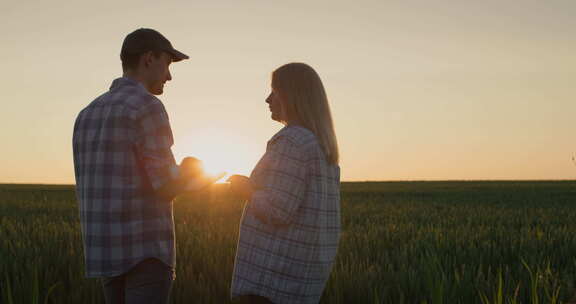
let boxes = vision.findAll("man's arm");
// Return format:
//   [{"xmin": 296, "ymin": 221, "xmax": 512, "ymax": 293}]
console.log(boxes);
[
  {"xmin": 156, "ymin": 157, "xmax": 216, "ymax": 201},
  {"xmin": 133, "ymin": 100, "xmax": 184, "ymax": 201},
  {"xmin": 155, "ymin": 167, "xmax": 187, "ymax": 201},
  {"xmin": 133, "ymin": 100, "xmax": 223, "ymax": 201}
]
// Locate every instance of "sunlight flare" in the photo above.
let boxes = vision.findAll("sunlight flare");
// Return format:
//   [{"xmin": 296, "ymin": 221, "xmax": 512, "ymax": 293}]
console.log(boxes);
[{"xmin": 174, "ymin": 132, "xmax": 262, "ymax": 182}]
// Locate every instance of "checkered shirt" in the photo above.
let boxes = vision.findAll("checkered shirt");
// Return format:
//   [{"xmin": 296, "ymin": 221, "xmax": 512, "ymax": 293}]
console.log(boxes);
[
  {"xmin": 231, "ymin": 126, "xmax": 341, "ymax": 304},
  {"xmin": 73, "ymin": 77, "xmax": 178, "ymax": 278}
]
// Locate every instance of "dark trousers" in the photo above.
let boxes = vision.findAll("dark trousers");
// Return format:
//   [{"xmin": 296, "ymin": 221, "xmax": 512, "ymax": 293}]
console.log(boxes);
[
  {"xmin": 101, "ymin": 258, "xmax": 174, "ymax": 304},
  {"xmin": 233, "ymin": 295, "xmax": 274, "ymax": 304}
]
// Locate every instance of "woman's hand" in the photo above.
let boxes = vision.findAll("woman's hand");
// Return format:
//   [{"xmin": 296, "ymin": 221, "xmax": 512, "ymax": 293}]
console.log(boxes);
[{"xmin": 227, "ymin": 175, "xmax": 254, "ymax": 201}]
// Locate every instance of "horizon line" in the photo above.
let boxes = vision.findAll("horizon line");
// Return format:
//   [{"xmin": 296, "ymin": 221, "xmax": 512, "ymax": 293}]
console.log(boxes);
[{"xmin": 1, "ymin": 178, "xmax": 575, "ymax": 186}]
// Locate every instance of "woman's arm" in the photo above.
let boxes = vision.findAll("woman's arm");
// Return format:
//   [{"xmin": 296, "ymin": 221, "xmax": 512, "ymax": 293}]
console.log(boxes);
[{"xmin": 247, "ymin": 136, "xmax": 308, "ymax": 226}]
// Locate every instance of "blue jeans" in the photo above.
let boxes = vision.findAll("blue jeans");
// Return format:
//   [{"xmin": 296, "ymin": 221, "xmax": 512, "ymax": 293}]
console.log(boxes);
[{"xmin": 101, "ymin": 258, "xmax": 174, "ymax": 304}]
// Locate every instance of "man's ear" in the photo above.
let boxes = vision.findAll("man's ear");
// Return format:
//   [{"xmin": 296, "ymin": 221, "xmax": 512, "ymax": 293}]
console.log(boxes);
[{"xmin": 141, "ymin": 51, "xmax": 153, "ymax": 68}]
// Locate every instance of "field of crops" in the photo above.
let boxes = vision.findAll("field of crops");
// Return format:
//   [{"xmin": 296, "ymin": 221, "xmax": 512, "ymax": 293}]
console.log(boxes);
[{"xmin": 1, "ymin": 181, "xmax": 576, "ymax": 304}]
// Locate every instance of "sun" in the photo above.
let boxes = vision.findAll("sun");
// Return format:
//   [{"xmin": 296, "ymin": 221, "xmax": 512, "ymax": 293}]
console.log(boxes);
[
  {"xmin": 173, "ymin": 132, "xmax": 262, "ymax": 183},
  {"xmin": 196, "ymin": 149, "xmax": 248, "ymax": 182}
]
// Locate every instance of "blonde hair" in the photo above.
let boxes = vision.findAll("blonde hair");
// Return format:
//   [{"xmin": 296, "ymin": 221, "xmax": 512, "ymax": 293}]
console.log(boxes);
[{"xmin": 272, "ymin": 63, "xmax": 339, "ymax": 165}]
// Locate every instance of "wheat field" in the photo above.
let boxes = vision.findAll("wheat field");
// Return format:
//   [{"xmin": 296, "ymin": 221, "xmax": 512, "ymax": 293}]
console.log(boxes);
[{"xmin": 1, "ymin": 181, "xmax": 576, "ymax": 303}]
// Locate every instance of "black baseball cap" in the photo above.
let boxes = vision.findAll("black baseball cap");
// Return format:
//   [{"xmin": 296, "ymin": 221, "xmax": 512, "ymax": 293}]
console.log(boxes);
[{"xmin": 121, "ymin": 28, "xmax": 189, "ymax": 62}]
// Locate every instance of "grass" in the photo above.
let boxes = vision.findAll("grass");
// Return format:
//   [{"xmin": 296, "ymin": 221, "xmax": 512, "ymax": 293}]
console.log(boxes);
[{"xmin": 1, "ymin": 181, "xmax": 576, "ymax": 303}]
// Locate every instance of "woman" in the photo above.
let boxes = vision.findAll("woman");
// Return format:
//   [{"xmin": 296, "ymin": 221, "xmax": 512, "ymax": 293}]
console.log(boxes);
[{"xmin": 228, "ymin": 63, "xmax": 341, "ymax": 304}]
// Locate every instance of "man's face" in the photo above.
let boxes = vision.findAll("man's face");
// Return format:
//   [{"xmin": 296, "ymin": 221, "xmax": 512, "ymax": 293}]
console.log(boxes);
[{"xmin": 145, "ymin": 52, "xmax": 173, "ymax": 95}]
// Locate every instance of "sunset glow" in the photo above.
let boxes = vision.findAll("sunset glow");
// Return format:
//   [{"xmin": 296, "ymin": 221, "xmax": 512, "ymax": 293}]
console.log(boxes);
[
  {"xmin": 173, "ymin": 131, "xmax": 265, "ymax": 182},
  {"xmin": 2, "ymin": 1, "xmax": 576, "ymax": 183}
]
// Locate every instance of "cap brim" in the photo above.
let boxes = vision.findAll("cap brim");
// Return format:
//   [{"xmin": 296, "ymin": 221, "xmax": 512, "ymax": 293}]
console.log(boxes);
[{"xmin": 167, "ymin": 49, "xmax": 189, "ymax": 62}]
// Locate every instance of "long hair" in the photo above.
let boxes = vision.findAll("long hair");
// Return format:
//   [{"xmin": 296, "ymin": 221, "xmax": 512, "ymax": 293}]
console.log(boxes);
[{"xmin": 272, "ymin": 63, "xmax": 339, "ymax": 165}]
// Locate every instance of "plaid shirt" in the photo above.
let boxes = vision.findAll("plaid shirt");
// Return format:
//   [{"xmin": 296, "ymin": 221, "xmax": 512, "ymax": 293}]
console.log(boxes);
[
  {"xmin": 231, "ymin": 126, "xmax": 341, "ymax": 304},
  {"xmin": 73, "ymin": 77, "xmax": 178, "ymax": 278}
]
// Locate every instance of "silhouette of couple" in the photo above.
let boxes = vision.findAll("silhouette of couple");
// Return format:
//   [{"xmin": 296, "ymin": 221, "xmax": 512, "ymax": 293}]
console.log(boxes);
[{"xmin": 73, "ymin": 28, "xmax": 340, "ymax": 304}]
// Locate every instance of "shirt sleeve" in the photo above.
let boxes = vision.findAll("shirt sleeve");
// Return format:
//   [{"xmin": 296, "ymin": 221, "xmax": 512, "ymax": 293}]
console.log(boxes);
[
  {"xmin": 133, "ymin": 101, "xmax": 178, "ymax": 191},
  {"xmin": 248, "ymin": 136, "xmax": 308, "ymax": 226}
]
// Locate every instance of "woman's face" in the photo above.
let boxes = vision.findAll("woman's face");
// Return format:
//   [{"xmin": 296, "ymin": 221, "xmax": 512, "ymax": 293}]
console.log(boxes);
[{"xmin": 265, "ymin": 88, "xmax": 284, "ymax": 122}]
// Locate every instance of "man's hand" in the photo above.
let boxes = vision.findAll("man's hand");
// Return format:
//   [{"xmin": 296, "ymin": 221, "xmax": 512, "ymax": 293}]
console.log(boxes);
[
  {"xmin": 180, "ymin": 157, "xmax": 203, "ymax": 179},
  {"xmin": 178, "ymin": 157, "xmax": 225, "ymax": 192},
  {"xmin": 157, "ymin": 157, "xmax": 224, "ymax": 200},
  {"xmin": 227, "ymin": 175, "xmax": 254, "ymax": 201}
]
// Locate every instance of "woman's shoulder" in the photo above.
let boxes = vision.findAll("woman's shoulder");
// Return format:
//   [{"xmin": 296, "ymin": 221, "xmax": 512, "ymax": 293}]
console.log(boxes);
[{"xmin": 271, "ymin": 125, "xmax": 317, "ymax": 146}]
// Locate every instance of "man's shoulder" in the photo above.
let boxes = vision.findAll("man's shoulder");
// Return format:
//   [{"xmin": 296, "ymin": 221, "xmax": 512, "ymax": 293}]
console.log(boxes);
[
  {"xmin": 109, "ymin": 79, "xmax": 162, "ymax": 111},
  {"xmin": 123, "ymin": 86, "xmax": 162, "ymax": 109},
  {"xmin": 79, "ymin": 79, "xmax": 163, "ymax": 117}
]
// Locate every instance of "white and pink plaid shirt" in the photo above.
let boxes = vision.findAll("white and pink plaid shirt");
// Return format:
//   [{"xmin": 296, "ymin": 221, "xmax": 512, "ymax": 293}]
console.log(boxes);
[
  {"xmin": 232, "ymin": 125, "xmax": 341, "ymax": 304},
  {"xmin": 73, "ymin": 77, "xmax": 178, "ymax": 278}
]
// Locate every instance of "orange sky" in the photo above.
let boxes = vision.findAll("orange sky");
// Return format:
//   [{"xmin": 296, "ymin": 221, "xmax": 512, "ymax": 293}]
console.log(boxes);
[{"xmin": 2, "ymin": 1, "xmax": 576, "ymax": 183}]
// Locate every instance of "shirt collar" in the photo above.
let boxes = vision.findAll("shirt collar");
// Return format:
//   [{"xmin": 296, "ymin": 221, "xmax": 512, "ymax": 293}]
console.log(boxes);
[{"xmin": 110, "ymin": 77, "xmax": 148, "ymax": 93}]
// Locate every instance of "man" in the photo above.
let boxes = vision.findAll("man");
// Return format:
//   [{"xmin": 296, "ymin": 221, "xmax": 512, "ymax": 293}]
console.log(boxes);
[{"xmin": 73, "ymin": 28, "xmax": 215, "ymax": 304}]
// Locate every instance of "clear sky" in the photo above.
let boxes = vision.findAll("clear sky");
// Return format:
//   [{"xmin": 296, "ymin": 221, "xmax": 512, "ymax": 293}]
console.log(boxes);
[{"xmin": 2, "ymin": 0, "xmax": 575, "ymax": 183}]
